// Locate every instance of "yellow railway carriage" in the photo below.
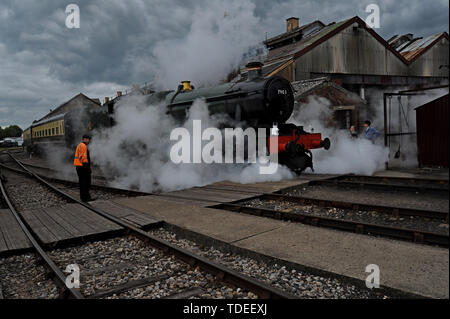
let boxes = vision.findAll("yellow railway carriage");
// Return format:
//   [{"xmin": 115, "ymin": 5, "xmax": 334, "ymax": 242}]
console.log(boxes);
[{"xmin": 23, "ymin": 108, "xmax": 110, "ymax": 154}]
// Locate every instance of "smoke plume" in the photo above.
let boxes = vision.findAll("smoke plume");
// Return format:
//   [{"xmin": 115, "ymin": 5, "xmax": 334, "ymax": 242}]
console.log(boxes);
[
  {"xmin": 289, "ymin": 96, "xmax": 389, "ymax": 175},
  {"xmin": 90, "ymin": 96, "xmax": 293, "ymax": 192},
  {"xmin": 135, "ymin": 0, "xmax": 262, "ymax": 90}
]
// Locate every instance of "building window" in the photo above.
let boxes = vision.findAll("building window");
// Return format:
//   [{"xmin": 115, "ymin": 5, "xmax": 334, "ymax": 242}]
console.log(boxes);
[
  {"xmin": 52, "ymin": 128, "xmax": 55, "ymax": 135},
  {"xmin": 56, "ymin": 127, "xmax": 59, "ymax": 135}
]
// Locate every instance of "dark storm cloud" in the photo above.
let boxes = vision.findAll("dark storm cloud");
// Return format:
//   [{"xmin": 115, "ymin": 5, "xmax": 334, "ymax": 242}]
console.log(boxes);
[
  {"xmin": 255, "ymin": 0, "xmax": 449, "ymax": 38},
  {"xmin": 0, "ymin": 0, "xmax": 448, "ymax": 129},
  {"xmin": 1, "ymin": 0, "xmax": 191, "ymax": 84}
]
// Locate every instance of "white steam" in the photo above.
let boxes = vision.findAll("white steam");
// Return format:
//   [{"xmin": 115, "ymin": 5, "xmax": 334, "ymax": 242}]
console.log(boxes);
[
  {"xmin": 289, "ymin": 96, "xmax": 389, "ymax": 175},
  {"xmin": 88, "ymin": 1, "xmax": 296, "ymax": 192},
  {"xmin": 145, "ymin": 0, "xmax": 262, "ymax": 89},
  {"xmin": 90, "ymin": 96, "xmax": 293, "ymax": 192}
]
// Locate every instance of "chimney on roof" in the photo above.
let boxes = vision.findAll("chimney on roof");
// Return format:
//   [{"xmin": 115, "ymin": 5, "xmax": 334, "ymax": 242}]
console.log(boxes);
[
  {"xmin": 117, "ymin": 91, "xmax": 122, "ymax": 97},
  {"xmin": 286, "ymin": 17, "xmax": 299, "ymax": 32},
  {"xmin": 104, "ymin": 97, "xmax": 109, "ymax": 104}
]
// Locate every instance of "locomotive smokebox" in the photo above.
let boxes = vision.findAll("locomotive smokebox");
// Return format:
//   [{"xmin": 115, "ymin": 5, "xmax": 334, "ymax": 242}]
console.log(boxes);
[{"xmin": 246, "ymin": 61, "xmax": 263, "ymax": 81}]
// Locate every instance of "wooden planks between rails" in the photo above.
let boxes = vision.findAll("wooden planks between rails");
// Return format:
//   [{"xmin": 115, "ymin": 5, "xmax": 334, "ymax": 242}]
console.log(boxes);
[
  {"xmin": 20, "ymin": 204, "xmax": 123, "ymax": 245},
  {"xmin": 0, "ymin": 209, "xmax": 32, "ymax": 254},
  {"xmin": 0, "ymin": 201, "xmax": 162, "ymax": 250}
]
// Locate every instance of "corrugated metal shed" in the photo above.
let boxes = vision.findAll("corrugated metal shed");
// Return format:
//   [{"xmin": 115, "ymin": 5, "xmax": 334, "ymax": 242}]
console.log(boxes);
[
  {"xmin": 265, "ymin": 18, "xmax": 351, "ymax": 62},
  {"xmin": 258, "ymin": 16, "xmax": 448, "ymax": 81},
  {"xmin": 398, "ymin": 33, "xmax": 448, "ymax": 62},
  {"xmin": 415, "ymin": 94, "xmax": 449, "ymax": 167},
  {"xmin": 388, "ymin": 34, "xmax": 414, "ymax": 49}
]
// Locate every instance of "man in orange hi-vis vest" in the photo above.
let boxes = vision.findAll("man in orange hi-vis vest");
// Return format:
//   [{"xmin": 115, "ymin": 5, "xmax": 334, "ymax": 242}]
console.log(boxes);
[{"xmin": 74, "ymin": 134, "xmax": 93, "ymax": 202}]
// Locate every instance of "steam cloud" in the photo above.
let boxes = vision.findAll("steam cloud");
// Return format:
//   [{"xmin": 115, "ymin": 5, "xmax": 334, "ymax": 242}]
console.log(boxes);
[
  {"xmin": 87, "ymin": 1, "xmax": 295, "ymax": 192},
  {"xmin": 84, "ymin": 0, "xmax": 448, "ymax": 191},
  {"xmin": 135, "ymin": 0, "xmax": 262, "ymax": 90},
  {"xmin": 90, "ymin": 97, "xmax": 293, "ymax": 192},
  {"xmin": 289, "ymin": 96, "xmax": 390, "ymax": 175}
]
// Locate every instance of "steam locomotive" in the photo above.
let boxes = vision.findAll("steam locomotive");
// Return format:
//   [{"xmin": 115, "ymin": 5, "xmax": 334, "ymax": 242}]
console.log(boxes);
[
  {"xmin": 24, "ymin": 62, "xmax": 330, "ymax": 173},
  {"xmin": 109, "ymin": 62, "xmax": 331, "ymax": 173}
]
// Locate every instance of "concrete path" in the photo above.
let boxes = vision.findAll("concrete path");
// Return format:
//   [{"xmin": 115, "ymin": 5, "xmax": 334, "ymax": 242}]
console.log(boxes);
[{"xmin": 112, "ymin": 194, "xmax": 449, "ymax": 299}]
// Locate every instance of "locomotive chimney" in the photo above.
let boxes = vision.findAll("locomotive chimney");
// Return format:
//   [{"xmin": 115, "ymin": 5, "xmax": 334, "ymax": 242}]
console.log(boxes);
[
  {"xmin": 286, "ymin": 17, "xmax": 299, "ymax": 32},
  {"xmin": 246, "ymin": 62, "xmax": 263, "ymax": 81},
  {"xmin": 181, "ymin": 81, "xmax": 193, "ymax": 91}
]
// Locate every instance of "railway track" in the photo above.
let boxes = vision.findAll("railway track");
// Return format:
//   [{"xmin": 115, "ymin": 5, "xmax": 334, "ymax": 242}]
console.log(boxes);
[
  {"xmin": 272, "ymin": 192, "xmax": 448, "ymax": 221},
  {"xmin": 0, "ymin": 152, "xmax": 296, "ymax": 299},
  {"xmin": 336, "ymin": 174, "xmax": 449, "ymax": 187},
  {"xmin": 3, "ymin": 153, "xmax": 447, "ymax": 248},
  {"xmin": 17, "ymin": 160, "xmax": 108, "ymax": 182},
  {"xmin": 213, "ymin": 192, "xmax": 449, "ymax": 248},
  {"xmin": 306, "ymin": 175, "xmax": 449, "ymax": 196},
  {"xmin": 0, "ymin": 161, "xmax": 148, "ymax": 199}
]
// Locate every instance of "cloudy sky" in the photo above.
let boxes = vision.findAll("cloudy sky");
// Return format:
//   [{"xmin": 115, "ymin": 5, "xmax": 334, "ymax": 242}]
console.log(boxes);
[{"xmin": 0, "ymin": 0, "xmax": 448, "ymax": 129}]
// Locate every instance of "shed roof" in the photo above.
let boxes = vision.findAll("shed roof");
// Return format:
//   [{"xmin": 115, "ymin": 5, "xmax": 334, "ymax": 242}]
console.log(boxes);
[
  {"xmin": 292, "ymin": 77, "xmax": 367, "ymax": 105},
  {"xmin": 263, "ymin": 20, "xmax": 325, "ymax": 48},
  {"xmin": 265, "ymin": 18, "xmax": 351, "ymax": 62},
  {"xmin": 415, "ymin": 93, "xmax": 450, "ymax": 111},
  {"xmin": 38, "ymin": 93, "xmax": 101, "ymax": 121},
  {"xmin": 238, "ymin": 57, "xmax": 293, "ymax": 80},
  {"xmin": 397, "ymin": 33, "xmax": 449, "ymax": 62},
  {"xmin": 264, "ymin": 15, "xmax": 448, "ymax": 68}
]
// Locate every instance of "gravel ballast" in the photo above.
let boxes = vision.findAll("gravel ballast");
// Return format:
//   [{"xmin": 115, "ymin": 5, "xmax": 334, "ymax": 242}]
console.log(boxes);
[
  {"xmin": 0, "ymin": 253, "xmax": 59, "ymax": 298},
  {"xmin": 282, "ymin": 185, "xmax": 449, "ymax": 212},
  {"xmin": 241, "ymin": 198, "xmax": 449, "ymax": 235},
  {"xmin": 47, "ymin": 235, "xmax": 255, "ymax": 299},
  {"xmin": 149, "ymin": 228, "xmax": 391, "ymax": 299},
  {"xmin": 4, "ymin": 178, "xmax": 71, "ymax": 211}
]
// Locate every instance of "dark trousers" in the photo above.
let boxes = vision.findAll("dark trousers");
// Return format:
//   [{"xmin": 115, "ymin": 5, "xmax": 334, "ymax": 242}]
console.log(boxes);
[{"xmin": 76, "ymin": 166, "xmax": 91, "ymax": 201}]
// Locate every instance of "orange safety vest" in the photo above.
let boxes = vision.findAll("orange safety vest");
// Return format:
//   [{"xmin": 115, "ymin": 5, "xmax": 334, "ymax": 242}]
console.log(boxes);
[{"xmin": 74, "ymin": 142, "xmax": 89, "ymax": 166}]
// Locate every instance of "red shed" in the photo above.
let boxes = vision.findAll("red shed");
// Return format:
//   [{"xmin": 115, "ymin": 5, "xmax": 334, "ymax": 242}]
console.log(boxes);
[{"xmin": 415, "ymin": 94, "xmax": 449, "ymax": 167}]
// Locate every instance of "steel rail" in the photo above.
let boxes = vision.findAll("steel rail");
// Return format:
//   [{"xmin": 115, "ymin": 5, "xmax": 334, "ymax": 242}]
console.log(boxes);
[
  {"xmin": 308, "ymin": 179, "xmax": 449, "ymax": 196},
  {"xmin": 0, "ymin": 174, "xmax": 84, "ymax": 299},
  {"xmin": 5, "ymin": 152, "xmax": 296, "ymax": 299},
  {"xmin": 213, "ymin": 201, "xmax": 449, "ymax": 247},
  {"xmin": 267, "ymin": 192, "xmax": 448, "ymax": 221},
  {"xmin": 336, "ymin": 174, "xmax": 449, "ymax": 187},
  {"xmin": 0, "ymin": 162, "xmax": 150, "ymax": 198},
  {"xmin": 0, "ymin": 162, "xmax": 223, "ymax": 206},
  {"xmin": 18, "ymin": 160, "xmax": 108, "ymax": 181},
  {"xmin": 4, "ymin": 156, "xmax": 448, "ymax": 222}
]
